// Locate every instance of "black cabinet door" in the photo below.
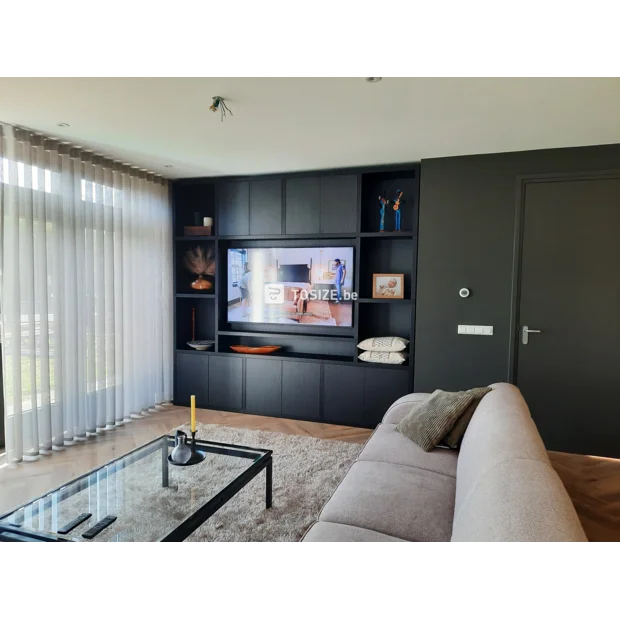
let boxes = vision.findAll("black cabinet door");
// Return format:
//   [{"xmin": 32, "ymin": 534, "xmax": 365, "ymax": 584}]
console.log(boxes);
[
  {"xmin": 364, "ymin": 368, "xmax": 411, "ymax": 427},
  {"xmin": 245, "ymin": 358, "xmax": 282, "ymax": 416},
  {"xmin": 282, "ymin": 361, "xmax": 321, "ymax": 421},
  {"xmin": 322, "ymin": 364, "xmax": 365, "ymax": 425},
  {"xmin": 218, "ymin": 181, "xmax": 249, "ymax": 236},
  {"xmin": 208, "ymin": 355, "xmax": 243, "ymax": 411},
  {"xmin": 285, "ymin": 177, "xmax": 320, "ymax": 234},
  {"xmin": 250, "ymin": 179, "xmax": 282, "ymax": 235},
  {"xmin": 320, "ymin": 174, "xmax": 358, "ymax": 234},
  {"xmin": 175, "ymin": 353, "xmax": 209, "ymax": 408}
]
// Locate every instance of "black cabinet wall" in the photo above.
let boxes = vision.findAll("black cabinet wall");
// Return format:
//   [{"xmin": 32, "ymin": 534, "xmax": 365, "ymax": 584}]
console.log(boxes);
[
  {"xmin": 216, "ymin": 173, "xmax": 359, "ymax": 237},
  {"xmin": 174, "ymin": 352, "xmax": 410, "ymax": 428},
  {"xmin": 285, "ymin": 174, "xmax": 358, "ymax": 235},
  {"xmin": 323, "ymin": 363, "xmax": 410, "ymax": 426},
  {"xmin": 174, "ymin": 163, "xmax": 419, "ymax": 428}
]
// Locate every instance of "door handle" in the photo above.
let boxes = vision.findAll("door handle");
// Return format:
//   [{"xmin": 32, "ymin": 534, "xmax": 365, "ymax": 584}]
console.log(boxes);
[{"xmin": 522, "ymin": 326, "xmax": 542, "ymax": 345}]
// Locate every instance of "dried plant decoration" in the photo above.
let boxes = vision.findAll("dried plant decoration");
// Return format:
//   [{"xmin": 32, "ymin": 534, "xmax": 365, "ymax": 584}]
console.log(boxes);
[{"xmin": 184, "ymin": 246, "xmax": 215, "ymax": 276}]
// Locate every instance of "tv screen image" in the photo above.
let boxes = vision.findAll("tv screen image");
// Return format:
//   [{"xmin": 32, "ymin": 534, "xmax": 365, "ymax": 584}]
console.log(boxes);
[{"xmin": 227, "ymin": 247, "xmax": 355, "ymax": 327}]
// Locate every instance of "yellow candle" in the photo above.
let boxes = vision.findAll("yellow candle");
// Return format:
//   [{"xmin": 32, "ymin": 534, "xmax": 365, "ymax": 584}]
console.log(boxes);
[{"xmin": 190, "ymin": 395, "xmax": 196, "ymax": 433}]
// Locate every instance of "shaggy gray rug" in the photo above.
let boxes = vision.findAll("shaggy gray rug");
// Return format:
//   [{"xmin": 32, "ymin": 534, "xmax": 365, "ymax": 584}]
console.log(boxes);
[
  {"xmin": 26, "ymin": 423, "xmax": 361, "ymax": 542},
  {"xmin": 183, "ymin": 424, "xmax": 361, "ymax": 542}
]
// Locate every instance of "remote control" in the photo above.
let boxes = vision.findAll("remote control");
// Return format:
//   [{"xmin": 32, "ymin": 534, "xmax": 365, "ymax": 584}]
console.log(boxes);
[
  {"xmin": 82, "ymin": 515, "xmax": 117, "ymax": 540},
  {"xmin": 57, "ymin": 512, "xmax": 92, "ymax": 535}
]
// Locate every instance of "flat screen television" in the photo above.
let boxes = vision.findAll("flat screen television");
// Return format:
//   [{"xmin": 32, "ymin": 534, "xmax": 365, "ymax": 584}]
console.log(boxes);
[{"xmin": 227, "ymin": 247, "xmax": 355, "ymax": 327}]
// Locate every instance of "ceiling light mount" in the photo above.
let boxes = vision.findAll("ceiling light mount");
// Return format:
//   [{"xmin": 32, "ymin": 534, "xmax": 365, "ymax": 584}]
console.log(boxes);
[
  {"xmin": 57, "ymin": 122, "xmax": 70, "ymax": 127},
  {"xmin": 209, "ymin": 96, "xmax": 233, "ymax": 122},
  {"xmin": 364, "ymin": 71, "xmax": 383, "ymax": 84}
]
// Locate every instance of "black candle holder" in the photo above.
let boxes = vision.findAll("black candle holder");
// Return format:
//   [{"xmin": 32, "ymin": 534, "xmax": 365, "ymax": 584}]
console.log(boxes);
[{"xmin": 167, "ymin": 430, "xmax": 206, "ymax": 467}]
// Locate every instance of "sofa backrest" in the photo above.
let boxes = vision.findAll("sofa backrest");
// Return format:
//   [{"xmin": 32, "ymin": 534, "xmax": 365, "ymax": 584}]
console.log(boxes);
[{"xmin": 451, "ymin": 383, "xmax": 587, "ymax": 541}]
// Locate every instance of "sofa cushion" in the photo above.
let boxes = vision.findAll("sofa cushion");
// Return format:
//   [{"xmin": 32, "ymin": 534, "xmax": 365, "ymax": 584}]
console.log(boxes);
[
  {"xmin": 396, "ymin": 389, "xmax": 477, "ymax": 451},
  {"xmin": 451, "ymin": 458, "xmax": 587, "ymax": 542},
  {"xmin": 455, "ymin": 383, "xmax": 550, "ymax": 513},
  {"xmin": 318, "ymin": 461, "xmax": 456, "ymax": 541},
  {"xmin": 442, "ymin": 386, "xmax": 492, "ymax": 449},
  {"xmin": 382, "ymin": 393, "xmax": 431, "ymax": 425},
  {"xmin": 302, "ymin": 521, "xmax": 407, "ymax": 542},
  {"xmin": 358, "ymin": 423, "xmax": 458, "ymax": 477}
]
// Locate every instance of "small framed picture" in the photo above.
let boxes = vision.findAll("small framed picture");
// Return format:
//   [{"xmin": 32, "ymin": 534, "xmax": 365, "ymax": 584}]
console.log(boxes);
[{"xmin": 372, "ymin": 273, "xmax": 404, "ymax": 299}]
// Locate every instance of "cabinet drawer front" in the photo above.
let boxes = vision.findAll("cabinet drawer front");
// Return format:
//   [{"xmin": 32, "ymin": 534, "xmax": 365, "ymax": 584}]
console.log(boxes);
[
  {"xmin": 218, "ymin": 182, "xmax": 249, "ymax": 236},
  {"xmin": 175, "ymin": 353, "xmax": 209, "ymax": 407},
  {"xmin": 250, "ymin": 179, "xmax": 282, "ymax": 235},
  {"xmin": 282, "ymin": 361, "xmax": 321, "ymax": 420},
  {"xmin": 208, "ymin": 356, "xmax": 243, "ymax": 411},
  {"xmin": 322, "ymin": 364, "xmax": 365, "ymax": 425},
  {"xmin": 364, "ymin": 368, "xmax": 411, "ymax": 427},
  {"xmin": 285, "ymin": 177, "xmax": 320, "ymax": 234},
  {"xmin": 245, "ymin": 358, "xmax": 282, "ymax": 416},
  {"xmin": 320, "ymin": 174, "xmax": 358, "ymax": 234}
]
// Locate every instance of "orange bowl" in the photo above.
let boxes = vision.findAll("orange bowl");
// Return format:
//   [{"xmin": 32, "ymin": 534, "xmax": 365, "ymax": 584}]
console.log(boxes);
[{"xmin": 230, "ymin": 345, "xmax": 281, "ymax": 355}]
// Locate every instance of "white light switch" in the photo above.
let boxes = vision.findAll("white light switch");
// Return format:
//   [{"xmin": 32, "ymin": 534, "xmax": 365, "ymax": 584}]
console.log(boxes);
[{"xmin": 458, "ymin": 325, "xmax": 494, "ymax": 336}]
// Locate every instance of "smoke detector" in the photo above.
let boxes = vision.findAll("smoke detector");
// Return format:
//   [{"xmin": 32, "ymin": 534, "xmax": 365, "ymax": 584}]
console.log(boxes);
[{"xmin": 364, "ymin": 71, "xmax": 383, "ymax": 84}]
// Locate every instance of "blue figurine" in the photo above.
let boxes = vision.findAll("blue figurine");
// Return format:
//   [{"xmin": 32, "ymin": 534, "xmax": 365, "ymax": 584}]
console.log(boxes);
[
  {"xmin": 378, "ymin": 195, "xmax": 389, "ymax": 232},
  {"xmin": 393, "ymin": 190, "xmax": 403, "ymax": 231}
]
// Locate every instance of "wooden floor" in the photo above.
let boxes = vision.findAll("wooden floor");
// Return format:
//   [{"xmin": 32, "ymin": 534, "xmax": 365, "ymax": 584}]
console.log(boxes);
[{"xmin": 1, "ymin": 407, "xmax": 619, "ymax": 541}]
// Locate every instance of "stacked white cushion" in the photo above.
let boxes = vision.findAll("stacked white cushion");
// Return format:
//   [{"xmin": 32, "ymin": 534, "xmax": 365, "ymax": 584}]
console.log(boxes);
[
  {"xmin": 358, "ymin": 351, "xmax": 408, "ymax": 364},
  {"xmin": 357, "ymin": 337, "xmax": 409, "ymax": 352}
]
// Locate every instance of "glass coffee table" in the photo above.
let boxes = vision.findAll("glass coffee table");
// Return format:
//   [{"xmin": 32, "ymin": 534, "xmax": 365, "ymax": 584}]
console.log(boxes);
[{"xmin": 0, "ymin": 435, "xmax": 273, "ymax": 542}]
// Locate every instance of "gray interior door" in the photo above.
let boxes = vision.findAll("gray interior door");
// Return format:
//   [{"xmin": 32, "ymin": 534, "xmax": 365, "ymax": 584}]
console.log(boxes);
[{"xmin": 516, "ymin": 175, "xmax": 620, "ymax": 457}]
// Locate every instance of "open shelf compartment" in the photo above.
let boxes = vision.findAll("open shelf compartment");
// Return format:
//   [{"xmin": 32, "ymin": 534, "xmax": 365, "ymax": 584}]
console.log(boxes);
[
  {"xmin": 172, "ymin": 182, "xmax": 216, "ymax": 237},
  {"xmin": 360, "ymin": 169, "xmax": 418, "ymax": 234},
  {"xmin": 175, "ymin": 239, "xmax": 216, "ymax": 295},
  {"xmin": 359, "ymin": 237, "xmax": 415, "ymax": 299},
  {"xmin": 218, "ymin": 331, "xmax": 356, "ymax": 361},
  {"xmin": 176, "ymin": 297, "xmax": 216, "ymax": 351},
  {"xmin": 356, "ymin": 303, "xmax": 412, "ymax": 366}
]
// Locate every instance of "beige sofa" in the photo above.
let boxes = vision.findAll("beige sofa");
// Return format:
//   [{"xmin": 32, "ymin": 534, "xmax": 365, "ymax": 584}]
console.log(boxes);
[{"xmin": 302, "ymin": 383, "xmax": 586, "ymax": 542}]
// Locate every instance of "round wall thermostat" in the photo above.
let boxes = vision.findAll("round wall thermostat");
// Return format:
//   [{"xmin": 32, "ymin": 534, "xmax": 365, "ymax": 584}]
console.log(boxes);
[{"xmin": 459, "ymin": 288, "xmax": 470, "ymax": 298}]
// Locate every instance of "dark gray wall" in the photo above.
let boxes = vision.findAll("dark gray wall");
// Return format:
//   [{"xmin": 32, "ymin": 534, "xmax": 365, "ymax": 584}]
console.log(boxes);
[{"xmin": 414, "ymin": 143, "xmax": 620, "ymax": 392}]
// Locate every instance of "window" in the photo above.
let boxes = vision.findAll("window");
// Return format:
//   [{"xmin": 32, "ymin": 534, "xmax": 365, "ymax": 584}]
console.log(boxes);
[
  {"xmin": 1, "ymin": 157, "xmax": 115, "ymax": 203},
  {"xmin": 1, "ymin": 157, "xmax": 117, "ymax": 417}
]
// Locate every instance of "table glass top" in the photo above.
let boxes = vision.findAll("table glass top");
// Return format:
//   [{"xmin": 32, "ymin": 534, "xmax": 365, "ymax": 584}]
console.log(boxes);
[{"xmin": 0, "ymin": 435, "xmax": 268, "ymax": 542}]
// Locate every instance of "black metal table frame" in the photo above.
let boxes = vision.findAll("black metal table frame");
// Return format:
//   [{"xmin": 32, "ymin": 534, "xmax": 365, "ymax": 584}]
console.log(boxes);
[{"xmin": 0, "ymin": 435, "xmax": 273, "ymax": 542}]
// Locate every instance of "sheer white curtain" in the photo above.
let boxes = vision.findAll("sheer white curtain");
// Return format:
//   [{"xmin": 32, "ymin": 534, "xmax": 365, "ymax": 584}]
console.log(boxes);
[{"xmin": 0, "ymin": 122, "xmax": 173, "ymax": 463}]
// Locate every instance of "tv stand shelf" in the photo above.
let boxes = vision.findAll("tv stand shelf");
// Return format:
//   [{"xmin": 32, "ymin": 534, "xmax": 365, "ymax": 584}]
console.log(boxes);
[
  {"xmin": 219, "ymin": 350, "xmax": 355, "ymax": 364},
  {"xmin": 172, "ymin": 163, "xmax": 419, "ymax": 428}
]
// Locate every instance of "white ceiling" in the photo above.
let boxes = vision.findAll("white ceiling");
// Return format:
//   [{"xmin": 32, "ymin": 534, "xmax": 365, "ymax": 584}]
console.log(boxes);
[{"xmin": 1, "ymin": 77, "xmax": 619, "ymax": 179}]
